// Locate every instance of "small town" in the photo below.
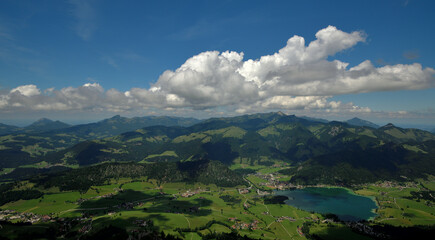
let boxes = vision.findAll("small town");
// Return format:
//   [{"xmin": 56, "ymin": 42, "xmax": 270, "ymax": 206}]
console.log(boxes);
[{"xmin": 0, "ymin": 209, "xmax": 51, "ymax": 224}]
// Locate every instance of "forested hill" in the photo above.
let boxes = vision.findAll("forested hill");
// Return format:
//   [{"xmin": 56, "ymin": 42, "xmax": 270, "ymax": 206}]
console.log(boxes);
[
  {"xmin": 281, "ymin": 141, "xmax": 435, "ymax": 185},
  {"xmin": 32, "ymin": 159, "xmax": 247, "ymax": 192}
]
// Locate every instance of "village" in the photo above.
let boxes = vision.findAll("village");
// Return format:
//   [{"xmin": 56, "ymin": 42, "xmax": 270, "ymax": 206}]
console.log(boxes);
[
  {"xmin": 251, "ymin": 172, "xmax": 302, "ymax": 190},
  {"xmin": 228, "ymin": 217, "xmax": 260, "ymax": 230},
  {"xmin": 0, "ymin": 209, "xmax": 51, "ymax": 224}
]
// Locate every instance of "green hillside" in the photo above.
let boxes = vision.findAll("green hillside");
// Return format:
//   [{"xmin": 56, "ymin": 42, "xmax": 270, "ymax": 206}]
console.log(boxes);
[
  {"xmin": 283, "ymin": 142, "xmax": 435, "ymax": 185},
  {"xmin": 0, "ymin": 116, "xmax": 199, "ymax": 168},
  {"xmin": 31, "ymin": 159, "xmax": 246, "ymax": 192}
]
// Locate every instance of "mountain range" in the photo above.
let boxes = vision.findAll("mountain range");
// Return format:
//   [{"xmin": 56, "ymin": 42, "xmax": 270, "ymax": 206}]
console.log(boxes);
[
  {"xmin": 0, "ymin": 115, "xmax": 200, "ymax": 136},
  {"xmin": 1, "ymin": 112, "xmax": 434, "ymax": 186}
]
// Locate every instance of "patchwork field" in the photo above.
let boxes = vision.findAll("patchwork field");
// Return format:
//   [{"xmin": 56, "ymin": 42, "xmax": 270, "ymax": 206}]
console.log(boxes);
[
  {"xmin": 0, "ymin": 178, "xmax": 317, "ymax": 239},
  {"xmin": 1, "ymin": 173, "xmax": 434, "ymax": 239}
]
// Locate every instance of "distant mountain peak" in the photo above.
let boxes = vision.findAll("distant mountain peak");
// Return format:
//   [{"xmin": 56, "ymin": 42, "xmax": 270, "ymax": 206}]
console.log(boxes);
[
  {"xmin": 346, "ymin": 117, "xmax": 379, "ymax": 128},
  {"xmin": 382, "ymin": 123, "xmax": 396, "ymax": 129},
  {"xmin": 25, "ymin": 118, "xmax": 70, "ymax": 132},
  {"xmin": 28, "ymin": 118, "xmax": 56, "ymax": 127},
  {"xmin": 100, "ymin": 115, "xmax": 125, "ymax": 123},
  {"xmin": 276, "ymin": 111, "xmax": 286, "ymax": 116},
  {"xmin": 34, "ymin": 118, "xmax": 53, "ymax": 123},
  {"xmin": 110, "ymin": 115, "xmax": 122, "ymax": 120}
]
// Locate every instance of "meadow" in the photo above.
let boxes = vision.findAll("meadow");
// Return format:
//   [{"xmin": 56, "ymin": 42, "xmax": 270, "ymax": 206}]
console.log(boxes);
[{"xmin": 355, "ymin": 180, "xmax": 435, "ymax": 227}]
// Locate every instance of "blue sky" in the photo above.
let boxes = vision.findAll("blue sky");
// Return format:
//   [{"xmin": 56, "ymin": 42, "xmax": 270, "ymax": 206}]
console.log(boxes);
[{"xmin": 0, "ymin": 0, "xmax": 434, "ymax": 127}]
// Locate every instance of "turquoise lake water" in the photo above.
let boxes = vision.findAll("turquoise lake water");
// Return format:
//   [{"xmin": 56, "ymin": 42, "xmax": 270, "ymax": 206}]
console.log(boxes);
[{"xmin": 275, "ymin": 187, "xmax": 377, "ymax": 221}]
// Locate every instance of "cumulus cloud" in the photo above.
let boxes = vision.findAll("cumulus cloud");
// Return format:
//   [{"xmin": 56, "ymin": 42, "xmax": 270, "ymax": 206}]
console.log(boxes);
[
  {"xmin": 153, "ymin": 50, "xmax": 259, "ymax": 108},
  {"xmin": 10, "ymin": 85, "xmax": 41, "ymax": 97},
  {"xmin": 0, "ymin": 26, "xmax": 434, "ymax": 117},
  {"xmin": 1, "ymin": 83, "xmax": 118, "ymax": 112}
]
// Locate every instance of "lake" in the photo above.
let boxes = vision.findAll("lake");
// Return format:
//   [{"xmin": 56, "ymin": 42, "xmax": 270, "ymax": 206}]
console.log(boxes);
[{"xmin": 275, "ymin": 187, "xmax": 377, "ymax": 221}]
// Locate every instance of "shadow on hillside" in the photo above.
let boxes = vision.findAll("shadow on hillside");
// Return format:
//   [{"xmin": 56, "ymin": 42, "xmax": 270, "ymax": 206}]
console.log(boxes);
[
  {"xmin": 77, "ymin": 189, "xmax": 212, "ymax": 217},
  {"xmin": 79, "ymin": 189, "xmax": 157, "ymax": 209},
  {"xmin": 144, "ymin": 197, "xmax": 213, "ymax": 217},
  {"xmin": 91, "ymin": 214, "xmax": 169, "ymax": 228},
  {"xmin": 202, "ymin": 142, "xmax": 238, "ymax": 165}
]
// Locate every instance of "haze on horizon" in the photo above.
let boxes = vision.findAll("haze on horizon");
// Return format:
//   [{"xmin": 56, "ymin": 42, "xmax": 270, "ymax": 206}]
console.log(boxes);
[{"xmin": 0, "ymin": 0, "xmax": 434, "ymax": 126}]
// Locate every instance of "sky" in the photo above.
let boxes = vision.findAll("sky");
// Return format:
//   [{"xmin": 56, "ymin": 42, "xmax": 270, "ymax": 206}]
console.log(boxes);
[{"xmin": 0, "ymin": 0, "xmax": 434, "ymax": 127}]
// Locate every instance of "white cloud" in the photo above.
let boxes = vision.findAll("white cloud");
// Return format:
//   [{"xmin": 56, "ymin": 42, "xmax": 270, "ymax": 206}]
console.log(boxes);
[
  {"xmin": 237, "ymin": 26, "xmax": 364, "ymax": 88},
  {"xmin": 69, "ymin": 0, "xmax": 97, "ymax": 41},
  {"xmin": 233, "ymin": 96, "xmax": 372, "ymax": 115},
  {"xmin": 101, "ymin": 56, "xmax": 119, "ymax": 69},
  {"xmin": 153, "ymin": 50, "xmax": 259, "ymax": 108},
  {"xmin": 0, "ymin": 26, "xmax": 434, "ymax": 119},
  {"xmin": 10, "ymin": 85, "xmax": 41, "ymax": 97}
]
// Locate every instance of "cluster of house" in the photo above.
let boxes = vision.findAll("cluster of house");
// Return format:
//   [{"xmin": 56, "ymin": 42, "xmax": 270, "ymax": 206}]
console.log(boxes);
[
  {"xmin": 180, "ymin": 190, "xmax": 197, "ymax": 198},
  {"xmin": 276, "ymin": 216, "xmax": 295, "ymax": 222},
  {"xmin": 373, "ymin": 181, "xmax": 417, "ymax": 189},
  {"xmin": 238, "ymin": 188, "xmax": 250, "ymax": 194},
  {"xmin": 0, "ymin": 210, "xmax": 51, "ymax": 224},
  {"xmin": 253, "ymin": 173, "xmax": 301, "ymax": 190},
  {"xmin": 78, "ymin": 220, "xmax": 92, "ymax": 234},
  {"xmin": 297, "ymin": 226, "xmax": 304, "ymax": 237},
  {"xmin": 180, "ymin": 188, "xmax": 207, "ymax": 198},
  {"xmin": 228, "ymin": 217, "xmax": 259, "ymax": 230}
]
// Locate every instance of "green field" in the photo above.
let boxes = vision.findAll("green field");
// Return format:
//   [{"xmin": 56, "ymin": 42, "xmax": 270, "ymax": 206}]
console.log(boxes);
[
  {"xmin": 144, "ymin": 150, "xmax": 178, "ymax": 160},
  {"xmin": 0, "ymin": 177, "xmax": 321, "ymax": 239},
  {"xmin": 1, "ymin": 175, "xmax": 434, "ymax": 239},
  {"xmin": 355, "ymin": 180, "xmax": 435, "ymax": 226}
]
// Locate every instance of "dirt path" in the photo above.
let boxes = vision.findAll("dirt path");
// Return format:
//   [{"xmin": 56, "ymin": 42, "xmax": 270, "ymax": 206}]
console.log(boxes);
[
  {"xmin": 184, "ymin": 216, "xmax": 191, "ymax": 228},
  {"xmin": 262, "ymin": 203, "xmax": 271, "ymax": 216},
  {"xmin": 280, "ymin": 222, "xmax": 294, "ymax": 239},
  {"xmin": 267, "ymin": 221, "xmax": 275, "ymax": 228},
  {"xmin": 184, "ymin": 216, "xmax": 193, "ymax": 240},
  {"xmin": 24, "ymin": 206, "xmax": 38, "ymax": 213}
]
